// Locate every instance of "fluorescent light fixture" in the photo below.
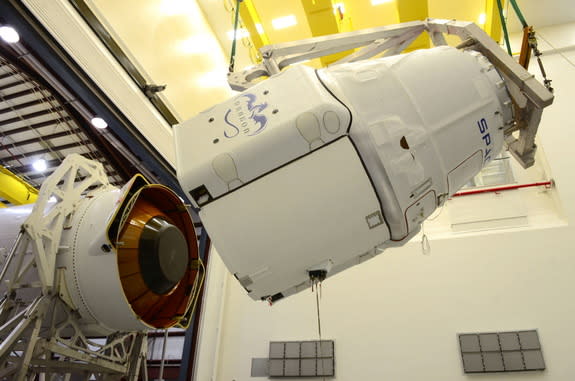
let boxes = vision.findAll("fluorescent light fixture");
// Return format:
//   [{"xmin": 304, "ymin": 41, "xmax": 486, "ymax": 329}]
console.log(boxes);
[
  {"xmin": 255, "ymin": 23, "xmax": 264, "ymax": 34},
  {"xmin": 91, "ymin": 117, "xmax": 108, "ymax": 129},
  {"xmin": 478, "ymin": 13, "xmax": 487, "ymax": 25},
  {"xmin": 32, "ymin": 159, "xmax": 47, "ymax": 172},
  {"xmin": 333, "ymin": 2, "xmax": 345, "ymax": 14},
  {"xmin": 0, "ymin": 26, "xmax": 20, "ymax": 44},
  {"xmin": 227, "ymin": 28, "xmax": 250, "ymax": 40},
  {"xmin": 272, "ymin": 15, "xmax": 297, "ymax": 30},
  {"xmin": 371, "ymin": 0, "xmax": 393, "ymax": 5}
]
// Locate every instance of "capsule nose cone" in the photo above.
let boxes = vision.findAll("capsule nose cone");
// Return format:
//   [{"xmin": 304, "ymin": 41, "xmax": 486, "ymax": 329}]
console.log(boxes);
[
  {"xmin": 139, "ymin": 216, "xmax": 189, "ymax": 294},
  {"xmin": 115, "ymin": 184, "xmax": 200, "ymax": 329}
]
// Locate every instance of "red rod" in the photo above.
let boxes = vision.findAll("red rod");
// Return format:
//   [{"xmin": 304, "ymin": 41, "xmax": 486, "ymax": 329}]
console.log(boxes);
[{"xmin": 452, "ymin": 181, "xmax": 552, "ymax": 197}]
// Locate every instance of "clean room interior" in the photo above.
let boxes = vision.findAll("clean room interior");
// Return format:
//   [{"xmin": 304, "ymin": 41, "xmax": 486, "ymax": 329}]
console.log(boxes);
[{"xmin": 0, "ymin": 1, "xmax": 574, "ymax": 380}]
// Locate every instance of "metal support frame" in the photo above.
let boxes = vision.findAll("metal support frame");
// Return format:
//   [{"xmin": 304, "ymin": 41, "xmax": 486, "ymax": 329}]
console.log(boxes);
[
  {"xmin": 0, "ymin": 154, "xmax": 149, "ymax": 380},
  {"xmin": 178, "ymin": 229, "xmax": 210, "ymax": 381},
  {"xmin": 228, "ymin": 18, "xmax": 553, "ymax": 169}
]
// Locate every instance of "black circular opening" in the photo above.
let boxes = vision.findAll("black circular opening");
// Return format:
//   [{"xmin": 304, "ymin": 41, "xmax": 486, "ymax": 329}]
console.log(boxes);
[{"xmin": 139, "ymin": 216, "xmax": 189, "ymax": 294}]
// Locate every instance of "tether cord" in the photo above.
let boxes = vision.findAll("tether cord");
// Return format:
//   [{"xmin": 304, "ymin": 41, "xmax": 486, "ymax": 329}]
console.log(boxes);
[
  {"xmin": 229, "ymin": 0, "xmax": 242, "ymax": 73},
  {"xmin": 315, "ymin": 285, "xmax": 326, "ymax": 381},
  {"xmin": 496, "ymin": 0, "xmax": 513, "ymax": 56},
  {"xmin": 509, "ymin": 0, "xmax": 528, "ymax": 28}
]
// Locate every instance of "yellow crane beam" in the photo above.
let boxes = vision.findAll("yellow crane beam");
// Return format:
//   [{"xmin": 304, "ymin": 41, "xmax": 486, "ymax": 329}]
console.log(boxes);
[
  {"xmin": 395, "ymin": 0, "xmax": 429, "ymax": 50},
  {"xmin": 300, "ymin": 0, "xmax": 348, "ymax": 66},
  {"xmin": 484, "ymin": 0, "xmax": 505, "ymax": 42},
  {"xmin": 0, "ymin": 166, "xmax": 38, "ymax": 205},
  {"xmin": 239, "ymin": 0, "xmax": 270, "ymax": 55}
]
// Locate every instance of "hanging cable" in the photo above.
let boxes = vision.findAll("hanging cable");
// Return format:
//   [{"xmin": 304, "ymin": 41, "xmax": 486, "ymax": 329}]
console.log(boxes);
[
  {"xmin": 508, "ymin": 0, "xmax": 528, "ymax": 29},
  {"xmin": 505, "ymin": 0, "xmax": 554, "ymax": 92},
  {"xmin": 528, "ymin": 30, "xmax": 554, "ymax": 92},
  {"xmin": 496, "ymin": 0, "xmax": 513, "ymax": 56},
  {"xmin": 228, "ymin": 0, "xmax": 243, "ymax": 73},
  {"xmin": 311, "ymin": 273, "xmax": 327, "ymax": 381}
]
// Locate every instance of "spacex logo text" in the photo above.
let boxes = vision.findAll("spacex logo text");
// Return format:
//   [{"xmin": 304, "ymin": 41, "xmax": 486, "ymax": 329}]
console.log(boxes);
[
  {"xmin": 223, "ymin": 93, "xmax": 268, "ymax": 138},
  {"xmin": 477, "ymin": 118, "xmax": 492, "ymax": 163}
]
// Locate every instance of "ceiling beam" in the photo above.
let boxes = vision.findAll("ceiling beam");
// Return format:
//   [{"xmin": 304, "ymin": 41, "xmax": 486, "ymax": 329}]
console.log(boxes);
[
  {"xmin": 1, "ymin": 140, "xmax": 91, "ymax": 162},
  {"xmin": 7, "ymin": 153, "xmax": 104, "ymax": 175},
  {"xmin": 0, "ymin": 106, "xmax": 65, "ymax": 127},
  {"xmin": 7, "ymin": 128, "xmax": 83, "ymax": 148},
  {"xmin": 0, "ymin": 97, "xmax": 55, "ymax": 116},
  {"xmin": 0, "ymin": 72, "xmax": 17, "ymax": 81},
  {"xmin": 8, "ymin": 158, "xmax": 62, "ymax": 174},
  {"xmin": 395, "ymin": 0, "xmax": 429, "ymax": 50},
  {"xmin": 0, "ymin": 79, "xmax": 27, "ymax": 92},
  {"xmin": 26, "ymin": 166, "xmax": 117, "ymax": 181},
  {"xmin": 0, "ymin": 87, "xmax": 43, "ymax": 101},
  {"xmin": 2, "ymin": 117, "xmax": 73, "ymax": 136}
]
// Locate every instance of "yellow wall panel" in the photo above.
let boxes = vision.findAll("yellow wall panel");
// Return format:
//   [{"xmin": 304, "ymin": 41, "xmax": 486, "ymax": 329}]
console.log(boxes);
[{"xmin": 345, "ymin": 0, "xmax": 399, "ymax": 30}]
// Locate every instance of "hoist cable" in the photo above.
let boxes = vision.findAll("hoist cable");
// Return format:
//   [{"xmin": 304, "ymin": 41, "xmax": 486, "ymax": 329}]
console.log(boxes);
[
  {"xmin": 229, "ymin": 0, "xmax": 242, "ymax": 73},
  {"xmin": 509, "ymin": 0, "xmax": 528, "ymax": 28},
  {"xmin": 496, "ymin": 0, "xmax": 513, "ymax": 56}
]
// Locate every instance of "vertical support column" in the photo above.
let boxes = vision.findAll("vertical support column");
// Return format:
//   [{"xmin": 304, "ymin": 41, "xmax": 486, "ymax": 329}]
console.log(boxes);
[
  {"xmin": 178, "ymin": 229, "xmax": 211, "ymax": 381},
  {"xmin": 238, "ymin": 0, "xmax": 270, "ymax": 52},
  {"xmin": 395, "ymin": 0, "xmax": 429, "ymax": 50},
  {"xmin": 300, "ymin": 0, "xmax": 348, "ymax": 66},
  {"xmin": 484, "ymin": 0, "xmax": 505, "ymax": 42}
]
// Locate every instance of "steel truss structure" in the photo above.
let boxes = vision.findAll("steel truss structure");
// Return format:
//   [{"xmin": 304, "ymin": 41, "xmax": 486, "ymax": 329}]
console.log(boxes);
[
  {"xmin": 228, "ymin": 18, "xmax": 553, "ymax": 169},
  {"xmin": 0, "ymin": 154, "xmax": 148, "ymax": 380}
]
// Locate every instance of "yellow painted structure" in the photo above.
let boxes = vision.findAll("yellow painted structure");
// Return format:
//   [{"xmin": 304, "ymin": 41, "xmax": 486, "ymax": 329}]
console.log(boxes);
[
  {"xmin": 300, "ymin": 0, "xmax": 348, "ymax": 66},
  {"xmin": 396, "ymin": 0, "xmax": 429, "ymax": 50},
  {"xmin": 484, "ymin": 0, "xmax": 505, "ymax": 42},
  {"xmin": 88, "ymin": 0, "xmax": 509, "ymax": 117},
  {"xmin": 0, "ymin": 166, "xmax": 38, "ymax": 205},
  {"xmin": 238, "ymin": 0, "xmax": 270, "ymax": 52}
]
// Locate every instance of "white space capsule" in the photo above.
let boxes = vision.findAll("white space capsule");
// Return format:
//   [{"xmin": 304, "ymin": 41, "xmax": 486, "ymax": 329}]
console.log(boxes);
[{"xmin": 175, "ymin": 46, "xmax": 513, "ymax": 302}]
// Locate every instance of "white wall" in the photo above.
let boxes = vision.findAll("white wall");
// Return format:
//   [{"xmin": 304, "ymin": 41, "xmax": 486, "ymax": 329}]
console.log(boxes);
[
  {"xmin": 505, "ymin": 0, "xmax": 575, "ymax": 33},
  {"xmin": 197, "ymin": 23, "xmax": 575, "ymax": 381}
]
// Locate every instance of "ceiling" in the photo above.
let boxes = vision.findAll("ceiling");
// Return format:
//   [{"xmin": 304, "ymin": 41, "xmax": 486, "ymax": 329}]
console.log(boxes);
[
  {"xmin": 86, "ymin": 0, "xmax": 575, "ymax": 121},
  {"xmin": 0, "ymin": 45, "xmax": 125, "ymax": 206},
  {"xmin": 0, "ymin": 0, "xmax": 188, "ymax": 207}
]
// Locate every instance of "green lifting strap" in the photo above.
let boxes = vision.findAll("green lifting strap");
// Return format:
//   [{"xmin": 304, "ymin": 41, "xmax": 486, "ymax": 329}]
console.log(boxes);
[
  {"xmin": 229, "ymin": 0, "xmax": 243, "ymax": 73},
  {"xmin": 496, "ymin": 0, "xmax": 513, "ymax": 56},
  {"xmin": 509, "ymin": 0, "xmax": 528, "ymax": 29}
]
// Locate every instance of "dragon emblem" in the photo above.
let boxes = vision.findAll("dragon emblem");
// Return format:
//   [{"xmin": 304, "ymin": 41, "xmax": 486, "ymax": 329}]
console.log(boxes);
[{"xmin": 224, "ymin": 93, "xmax": 269, "ymax": 138}]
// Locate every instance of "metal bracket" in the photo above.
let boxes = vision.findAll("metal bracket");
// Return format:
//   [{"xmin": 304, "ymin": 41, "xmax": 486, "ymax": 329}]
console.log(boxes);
[
  {"xmin": 228, "ymin": 18, "xmax": 554, "ymax": 169},
  {"xmin": 22, "ymin": 154, "xmax": 111, "ymax": 292}
]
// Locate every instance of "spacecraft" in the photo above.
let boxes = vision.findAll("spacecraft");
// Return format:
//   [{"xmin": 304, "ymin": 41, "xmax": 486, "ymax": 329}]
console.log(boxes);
[
  {"xmin": 0, "ymin": 18, "xmax": 553, "ymax": 380},
  {"xmin": 174, "ymin": 19, "xmax": 553, "ymax": 303}
]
